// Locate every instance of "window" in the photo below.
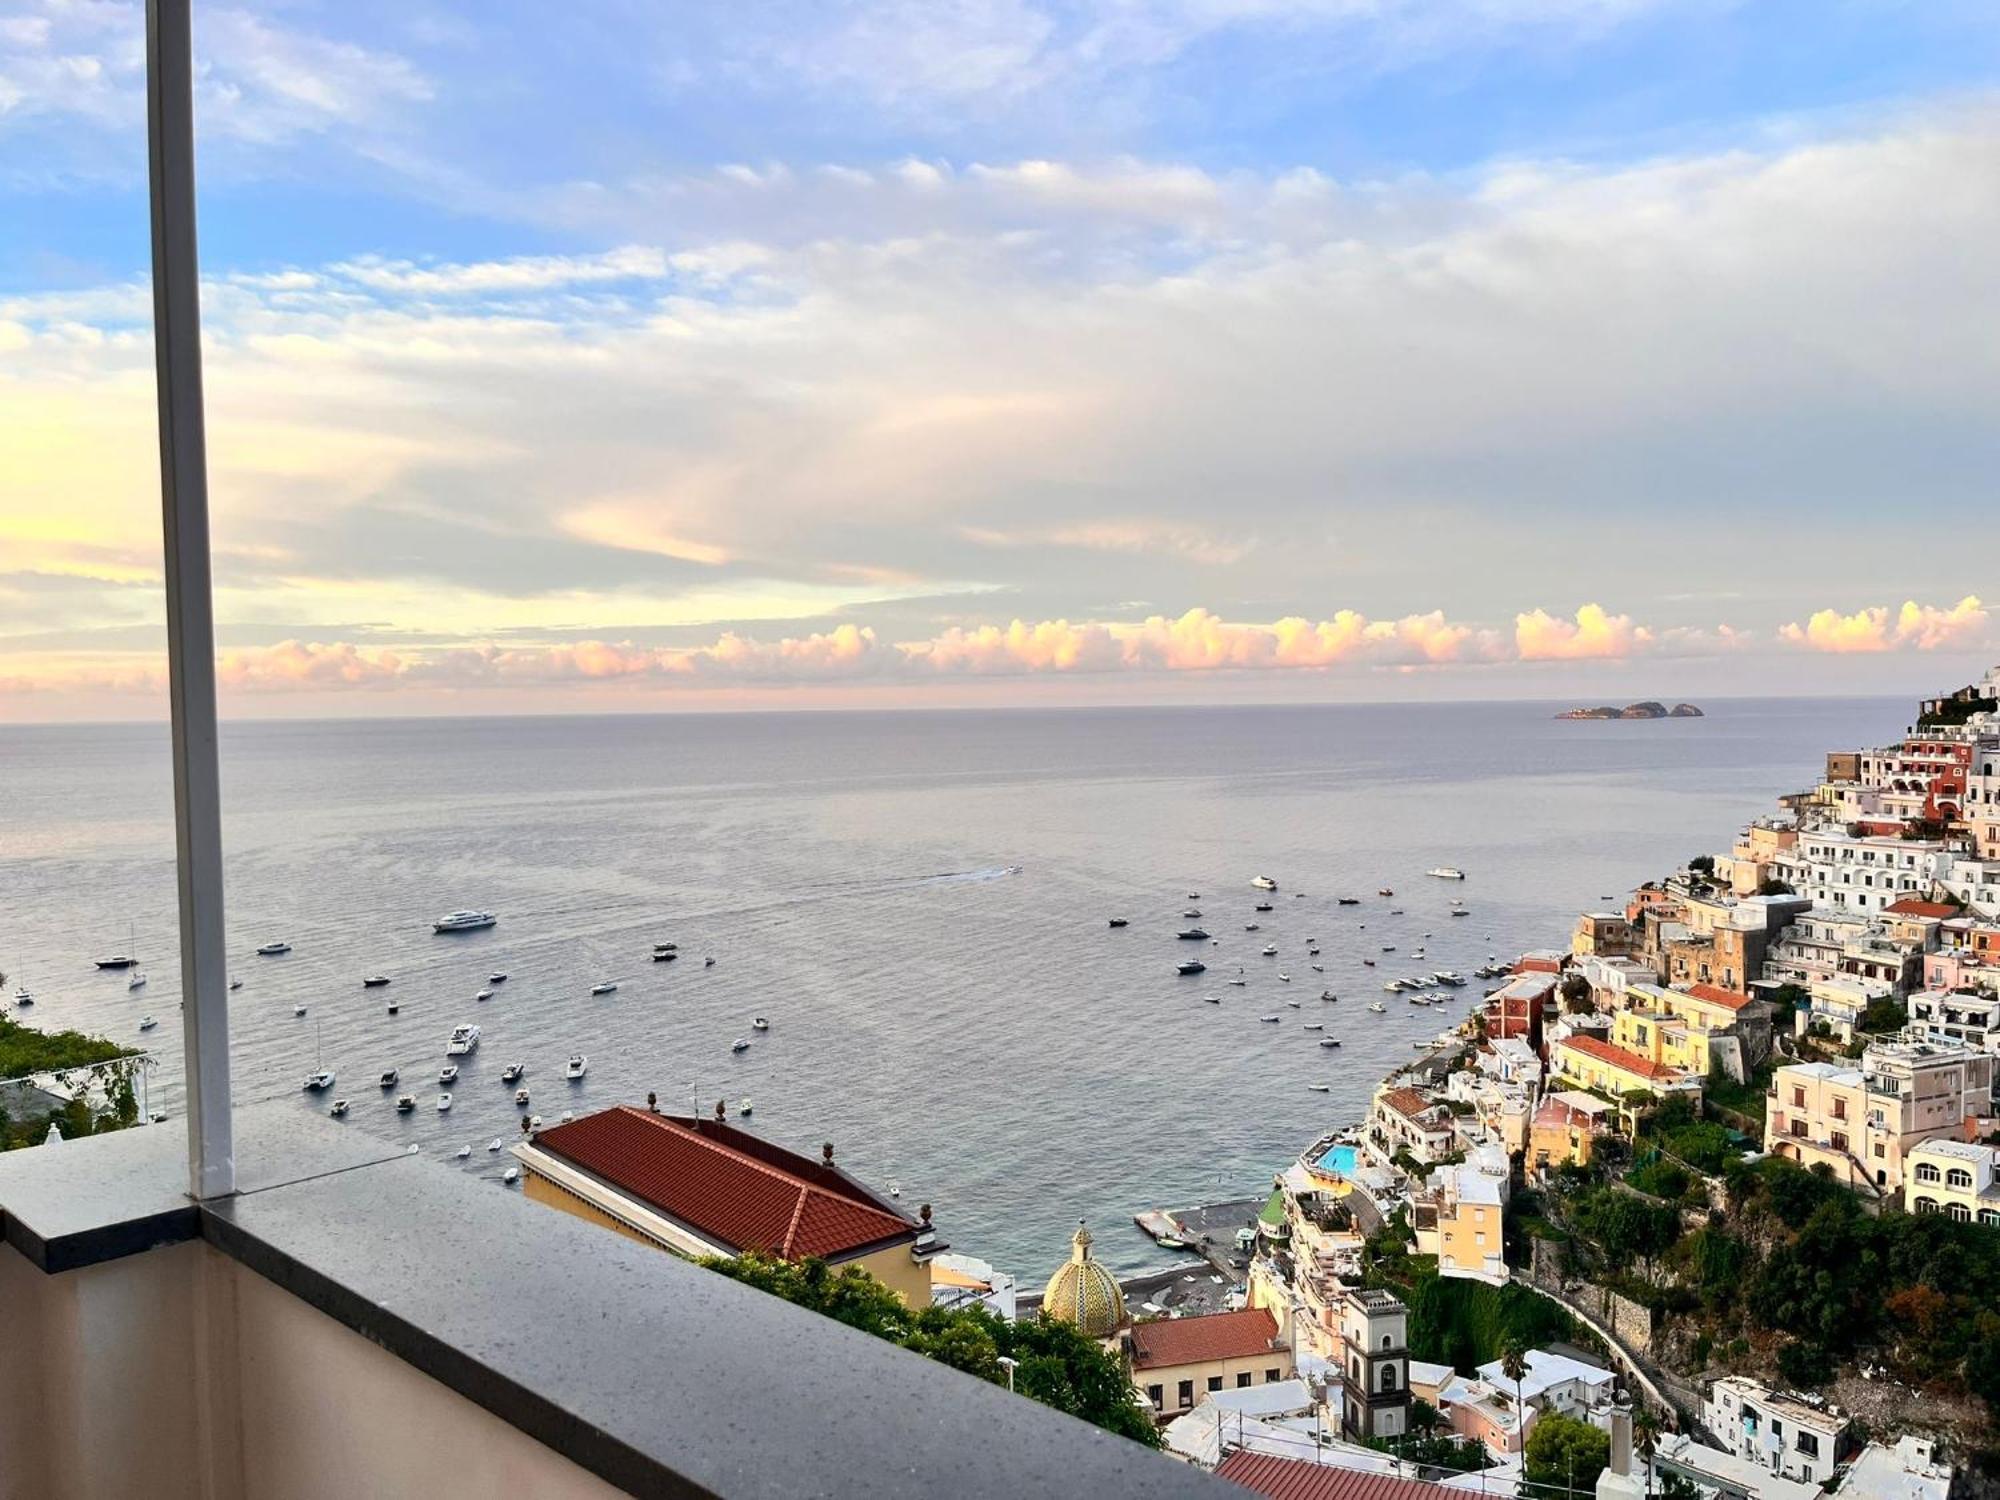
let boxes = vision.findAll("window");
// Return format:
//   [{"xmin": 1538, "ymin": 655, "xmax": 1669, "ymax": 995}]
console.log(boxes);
[
  {"xmin": 1380, "ymin": 1366, "xmax": 1398, "ymax": 1393},
  {"xmin": 1947, "ymin": 1168, "xmax": 1973, "ymax": 1189},
  {"xmin": 1265, "ymin": 1368, "xmax": 1281, "ymax": 1384},
  {"xmin": 1915, "ymin": 1197, "xmax": 1938, "ymax": 1214},
  {"xmin": 1950, "ymin": 1203, "xmax": 1972, "ymax": 1222},
  {"xmin": 1208, "ymin": 1375, "xmax": 1223, "ymax": 1392},
  {"xmin": 1831, "ymin": 1131, "xmax": 1848, "ymax": 1153},
  {"xmin": 1980, "ymin": 1209, "xmax": 2000, "ymax": 1227},
  {"xmin": 1832, "ymin": 1098, "xmax": 1846, "ymax": 1120},
  {"xmin": 1797, "ymin": 1433, "xmax": 1820, "ymax": 1458},
  {"xmin": 1237, "ymin": 1373, "xmax": 1253, "ymax": 1389},
  {"xmin": 1916, "ymin": 1162, "xmax": 1941, "ymax": 1183},
  {"xmin": 1178, "ymin": 1379, "xmax": 1194, "ymax": 1408},
  {"xmin": 1147, "ymin": 1384, "xmax": 1163, "ymax": 1409},
  {"xmin": 1381, "ymin": 1335, "xmax": 1392, "ymax": 1350},
  {"xmin": 1793, "ymin": 1088, "xmax": 1806, "ymax": 1107}
]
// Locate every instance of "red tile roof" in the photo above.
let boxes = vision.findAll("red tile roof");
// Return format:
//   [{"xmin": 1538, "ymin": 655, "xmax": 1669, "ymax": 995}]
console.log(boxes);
[
  {"xmin": 1515, "ymin": 953, "xmax": 1564, "ymax": 974},
  {"xmin": 1886, "ymin": 899, "xmax": 1958, "ymax": 919},
  {"xmin": 1557, "ymin": 1034, "xmax": 1683, "ymax": 1083},
  {"xmin": 530, "ymin": 1106, "xmax": 917, "ymax": 1262},
  {"xmin": 1683, "ymin": 982, "xmax": 1753, "ymax": 1012},
  {"xmin": 1130, "ymin": 1308, "xmax": 1280, "ymax": 1370},
  {"xmin": 1219, "ymin": 1451, "xmax": 1456, "ymax": 1500},
  {"xmin": 1380, "ymin": 1087, "xmax": 1443, "ymax": 1122}
]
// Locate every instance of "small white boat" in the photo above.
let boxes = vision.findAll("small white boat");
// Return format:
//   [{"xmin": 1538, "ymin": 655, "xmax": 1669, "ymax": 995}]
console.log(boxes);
[
  {"xmin": 476, "ymin": 989, "xmax": 494, "ymax": 1002},
  {"xmin": 1244, "ymin": 922, "xmax": 1260, "ymax": 932},
  {"xmin": 379, "ymin": 1069, "xmax": 398, "ymax": 1088},
  {"xmin": 12, "ymin": 988, "xmax": 32, "ymax": 1007},
  {"xmin": 488, "ymin": 1138, "xmax": 504, "ymax": 1152},
  {"xmin": 1319, "ymin": 1037, "xmax": 1341, "ymax": 1048},
  {"xmin": 396, "ymin": 1095, "xmax": 416, "ymax": 1113},
  {"xmin": 257, "ymin": 940, "xmax": 291, "ymax": 955},
  {"xmin": 329, "ymin": 1099, "xmax": 349, "ymax": 1117},
  {"xmin": 488, "ymin": 972, "xmax": 508, "ymax": 983},
  {"xmin": 1259, "ymin": 1014, "xmax": 1280, "ymax": 1023},
  {"xmin": 501, "ymin": 1063, "xmax": 524, "ymax": 1083},
  {"xmin": 1369, "ymin": 1001, "xmax": 1387, "ymax": 1013},
  {"xmin": 362, "ymin": 976, "xmax": 391, "ymax": 988},
  {"xmin": 1260, "ymin": 944, "xmax": 1277, "ymax": 956},
  {"xmin": 1309, "ymin": 1083, "xmax": 1331, "ymax": 1092},
  {"xmin": 1182, "ymin": 908, "xmax": 1201, "ymax": 918},
  {"xmin": 386, "ymin": 1001, "xmax": 399, "ymax": 1015},
  {"xmin": 1426, "ymin": 867, "xmax": 1466, "ymax": 880},
  {"xmin": 439, "ymin": 1064, "xmax": 459, "ymax": 1084},
  {"xmin": 433, "ymin": 910, "xmax": 496, "ymax": 933},
  {"xmin": 1304, "ymin": 1022, "xmax": 1322, "ymax": 1031},
  {"xmin": 1176, "ymin": 959, "xmax": 1206, "ymax": 975},
  {"xmin": 515, "ymin": 1087, "xmax": 531, "ymax": 1106},
  {"xmin": 456, "ymin": 1145, "xmax": 471, "ymax": 1160},
  {"xmin": 127, "ymin": 971, "xmax": 147, "ymax": 990},
  {"xmin": 437, "ymin": 1093, "xmax": 453, "ymax": 1112},
  {"xmin": 138, "ymin": 1014, "xmax": 157, "ymax": 1031},
  {"xmin": 302, "ymin": 1069, "xmax": 335, "ymax": 1092},
  {"xmin": 229, "ymin": 976, "xmax": 242, "ymax": 990},
  {"xmin": 502, "ymin": 1167, "xmax": 520, "ymax": 1185},
  {"xmin": 1277, "ymin": 972, "xmax": 1291, "ymax": 983},
  {"xmin": 1310, "ymin": 963, "xmax": 1324, "ymax": 972},
  {"xmin": 565, "ymin": 1055, "xmax": 588, "ymax": 1080},
  {"xmin": 738, "ymin": 1099, "xmax": 753, "ymax": 1117},
  {"xmin": 731, "ymin": 1038, "xmax": 751, "ymax": 1053},
  {"xmin": 1226, "ymin": 977, "xmax": 1246, "ymax": 987},
  {"xmin": 589, "ymin": 981, "xmax": 617, "ymax": 996},
  {"xmin": 1251, "ymin": 876, "xmax": 1278, "ymax": 891},
  {"xmin": 293, "ymin": 1003, "xmax": 307, "ymax": 1017},
  {"xmin": 446, "ymin": 1024, "xmax": 481, "ymax": 1056},
  {"xmin": 752, "ymin": 1017, "xmax": 770, "ymax": 1031}
]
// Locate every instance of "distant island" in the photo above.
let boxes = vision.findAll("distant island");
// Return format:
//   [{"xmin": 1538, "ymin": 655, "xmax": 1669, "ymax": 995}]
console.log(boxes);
[{"xmin": 1555, "ymin": 701, "xmax": 1704, "ymax": 720}]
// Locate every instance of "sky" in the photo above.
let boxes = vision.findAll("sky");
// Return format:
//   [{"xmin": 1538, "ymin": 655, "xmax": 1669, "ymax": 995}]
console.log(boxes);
[{"xmin": 3, "ymin": 0, "xmax": 1999, "ymax": 719}]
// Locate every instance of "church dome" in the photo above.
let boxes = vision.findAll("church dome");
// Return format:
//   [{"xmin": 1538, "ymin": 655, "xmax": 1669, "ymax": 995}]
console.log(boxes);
[{"xmin": 1041, "ymin": 1223, "xmax": 1126, "ymax": 1339}]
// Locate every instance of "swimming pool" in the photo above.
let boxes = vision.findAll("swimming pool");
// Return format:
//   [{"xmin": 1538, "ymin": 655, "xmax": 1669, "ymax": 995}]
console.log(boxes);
[{"xmin": 1316, "ymin": 1143, "xmax": 1358, "ymax": 1176}]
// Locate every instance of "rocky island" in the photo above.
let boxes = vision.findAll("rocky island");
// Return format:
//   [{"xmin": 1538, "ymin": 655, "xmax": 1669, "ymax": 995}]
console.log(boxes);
[{"xmin": 1555, "ymin": 700, "xmax": 1703, "ymax": 719}]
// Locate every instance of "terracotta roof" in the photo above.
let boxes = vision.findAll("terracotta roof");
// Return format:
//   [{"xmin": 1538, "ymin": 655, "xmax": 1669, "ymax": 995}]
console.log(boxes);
[
  {"xmin": 530, "ymin": 1106, "xmax": 917, "ymax": 1262},
  {"xmin": 1557, "ymin": 1034, "xmax": 1684, "ymax": 1083},
  {"xmin": 1683, "ymin": 983, "xmax": 1753, "ymax": 1012},
  {"xmin": 1379, "ymin": 1087, "xmax": 1443, "ymax": 1122},
  {"xmin": 1131, "ymin": 1308, "xmax": 1280, "ymax": 1370},
  {"xmin": 1515, "ymin": 953, "xmax": 1564, "ymax": 974},
  {"xmin": 1219, "ymin": 1451, "xmax": 1456, "ymax": 1500},
  {"xmin": 1886, "ymin": 899, "xmax": 1958, "ymax": 919}
]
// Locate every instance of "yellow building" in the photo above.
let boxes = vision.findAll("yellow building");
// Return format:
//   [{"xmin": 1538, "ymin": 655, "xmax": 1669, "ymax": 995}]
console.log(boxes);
[
  {"xmin": 1530, "ymin": 1092, "xmax": 1610, "ymax": 1171},
  {"xmin": 1042, "ymin": 1223, "xmax": 1127, "ymax": 1339},
  {"xmin": 1612, "ymin": 1006, "xmax": 1711, "ymax": 1075},
  {"xmin": 513, "ymin": 1104, "xmax": 939, "ymax": 1307},
  {"xmin": 1905, "ymin": 1141, "xmax": 2000, "ymax": 1224},
  {"xmin": 1432, "ymin": 1159, "xmax": 1507, "ymax": 1285},
  {"xmin": 1551, "ymin": 1034, "xmax": 1703, "ymax": 1105}
]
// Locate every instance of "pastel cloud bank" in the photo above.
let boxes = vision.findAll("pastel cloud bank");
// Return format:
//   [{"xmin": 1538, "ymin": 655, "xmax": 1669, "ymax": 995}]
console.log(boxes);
[{"xmin": 6, "ymin": 599, "xmax": 1987, "ymax": 700}]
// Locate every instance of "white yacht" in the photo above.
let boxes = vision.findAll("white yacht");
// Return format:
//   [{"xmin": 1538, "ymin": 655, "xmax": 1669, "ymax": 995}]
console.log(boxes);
[
  {"xmin": 738, "ymin": 1100, "xmax": 753, "ymax": 1117},
  {"xmin": 752, "ymin": 1017, "xmax": 770, "ymax": 1031},
  {"xmin": 138, "ymin": 1015, "xmax": 157, "ymax": 1031},
  {"xmin": 12, "ymin": 987, "xmax": 32, "ymax": 1007},
  {"xmin": 439, "ymin": 1064, "xmax": 459, "ymax": 1084},
  {"xmin": 515, "ymin": 1087, "xmax": 531, "ymax": 1106},
  {"xmin": 229, "ymin": 976, "xmax": 243, "ymax": 990},
  {"xmin": 1426, "ymin": 867, "xmax": 1466, "ymax": 880},
  {"xmin": 565, "ymin": 1055, "xmax": 588, "ymax": 1080},
  {"xmin": 362, "ymin": 975, "xmax": 391, "ymax": 988},
  {"xmin": 1259, "ymin": 1014, "xmax": 1280, "ymax": 1023},
  {"xmin": 1260, "ymin": 944, "xmax": 1277, "ymax": 956},
  {"xmin": 293, "ymin": 1003, "xmax": 307, "ymax": 1017},
  {"xmin": 1368, "ymin": 1001, "xmax": 1387, "ymax": 1013},
  {"xmin": 396, "ymin": 1095, "xmax": 417, "ymax": 1113},
  {"xmin": 436, "ymin": 1093, "xmax": 453, "ymax": 1112},
  {"xmin": 433, "ymin": 911, "xmax": 497, "ymax": 933},
  {"xmin": 446, "ymin": 1024, "xmax": 481, "ymax": 1056},
  {"xmin": 476, "ymin": 989, "xmax": 494, "ymax": 1002},
  {"xmin": 257, "ymin": 940, "xmax": 291, "ymax": 955},
  {"xmin": 127, "ymin": 971, "xmax": 147, "ymax": 990},
  {"xmin": 1276, "ymin": 972, "xmax": 1291, "ymax": 983},
  {"xmin": 488, "ymin": 972, "xmax": 508, "ymax": 984},
  {"xmin": 502, "ymin": 1168, "xmax": 521, "ymax": 1185},
  {"xmin": 1251, "ymin": 876, "xmax": 1278, "ymax": 891},
  {"xmin": 731, "ymin": 1038, "xmax": 751, "ymax": 1053},
  {"xmin": 456, "ymin": 1145, "xmax": 472, "ymax": 1159},
  {"xmin": 487, "ymin": 1139, "xmax": 504, "ymax": 1153},
  {"xmin": 589, "ymin": 981, "xmax": 617, "ymax": 996},
  {"xmin": 500, "ymin": 1062, "xmax": 524, "ymax": 1083},
  {"xmin": 329, "ymin": 1099, "xmax": 349, "ymax": 1118},
  {"xmin": 302, "ymin": 1069, "xmax": 335, "ymax": 1092},
  {"xmin": 379, "ymin": 1069, "xmax": 399, "ymax": 1088}
]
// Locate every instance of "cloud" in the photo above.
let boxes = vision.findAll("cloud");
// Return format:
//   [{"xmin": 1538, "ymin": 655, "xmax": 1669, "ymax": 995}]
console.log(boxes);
[
  {"xmin": 1778, "ymin": 596, "xmax": 1989, "ymax": 654},
  {"xmin": 328, "ymin": 247, "xmax": 670, "ymax": 297},
  {"xmin": 1514, "ymin": 604, "xmax": 1652, "ymax": 661}
]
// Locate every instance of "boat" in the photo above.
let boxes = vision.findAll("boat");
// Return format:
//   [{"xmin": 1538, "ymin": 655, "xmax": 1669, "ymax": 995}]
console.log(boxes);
[
  {"xmin": 1321, "ymin": 990, "xmax": 1337, "ymax": 1001},
  {"xmin": 1309, "ymin": 1083, "xmax": 1331, "ymax": 1092},
  {"xmin": 1226, "ymin": 977, "xmax": 1246, "ymax": 987},
  {"xmin": 1432, "ymin": 970, "xmax": 1465, "ymax": 985},
  {"xmin": 565, "ymin": 1055, "xmax": 588, "ymax": 1080},
  {"xmin": 1175, "ymin": 959, "xmax": 1207, "ymax": 976},
  {"xmin": 257, "ymin": 940, "xmax": 291, "ymax": 955},
  {"xmin": 704, "ymin": 957, "xmax": 716, "ymax": 968},
  {"xmin": 446, "ymin": 1024, "xmax": 481, "ymax": 1056},
  {"xmin": 489, "ymin": 973, "xmax": 508, "ymax": 983},
  {"xmin": 396, "ymin": 1095, "xmax": 416, "ymax": 1113},
  {"xmin": 652, "ymin": 949, "xmax": 678, "ymax": 962},
  {"xmin": 1107, "ymin": 918, "xmax": 1129, "ymax": 928},
  {"xmin": 94, "ymin": 955, "xmax": 137, "ymax": 970},
  {"xmin": 379, "ymin": 1069, "xmax": 398, "ymax": 1088},
  {"xmin": 1294, "ymin": 892, "xmax": 1306, "ymax": 899},
  {"xmin": 1381, "ymin": 944, "xmax": 1395, "ymax": 952},
  {"xmin": 437, "ymin": 1093, "xmax": 453, "ymax": 1112},
  {"xmin": 1287, "ymin": 999, "xmax": 1301, "ymax": 1008},
  {"xmin": 439, "ymin": 1064, "xmax": 459, "ymax": 1084},
  {"xmin": 752, "ymin": 1017, "xmax": 770, "ymax": 1031},
  {"xmin": 1251, "ymin": 876, "xmax": 1278, "ymax": 891},
  {"xmin": 1319, "ymin": 1038, "xmax": 1341, "ymax": 1048},
  {"xmin": 1187, "ymin": 892, "xmax": 1200, "ymax": 900},
  {"xmin": 127, "ymin": 971, "xmax": 147, "ymax": 990},
  {"xmin": 433, "ymin": 910, "xmax": 497, "ymax": 933},
  {"xmin": 515, "ymin": 1087, "xmax": 531, "ymax": 1106},
  {"xmin": 500, "ymin": 1063, "xmax": 523, "ymax": 1083},
  {"xmin": 362, "ymin": 975, "xmax": 391, "ymax": 988},
  {"xmin": 1368, "ymin": 1001, "xmax": 1387, "ymax": 1013},
  {"xmin": 476, "ymin": 989, "xmax": 494, "ymax": 1002},
  {"xmin": 1378, "ymin": 887, "xmax": 1393, "ymax": 896},
  {"xmin": 1426, "ymin": 867, "xmax": 1466, "ymax": 880},
  {"xmin": 1337, "ymin": 897, "xmax": 1360, "ymax": 906},
  {"xmin": 738, "ymin": 1100, "xmax": 753, "ymax": 1117},
  {"xmin": 1244, "ymin": 922, "xmax": 1260, "ymax": 932},
  {"xmin": 229, "ymin": 976, "xmax": 242, "ymax": 990},
  {"xmin": 732, "ymin": 1038, "xmax": 751, "ymax": 1053},
  {"xmin": 502, "ymin": 1168, "xmax": 520, "ymax": 1185},
  {"xmin": 1303, "ymin": 1022, "xmax": 1323, "ymax": 1031},
  {"xmin": 1259, "ymin": 1014, "xmax": 1280, "ymax": 1023},
  {"xmin": 653, "ymin": 942, "xmax": 678, "ymax": 953},
  {"xmin": 12, "ymin": 988, "xmax": 32, "ymax": 1008},
  {"xmin": 1254, "ymin": 902, "xmax": 1273, "ymax": 912},
  {"xmin": 1260, "ymin": 944, "xmax": 1277, "ymax": 956},
  {"xmin": 138, "ymin": 1014, "xmax": 157, "ymax": 1031},
  {"xmin": 488, "ymin": 1139, "xmax": 504, "ymax": 1152},
  {"xmin": 386, "ymin": 1001, "xmax": 399, "ymax": 1015},
  {"xmin": 1277, "ymin": 972, "xmax": 1292, "ymax": 983},
  {"xmin": 456, "ymin": 1145, "xmax": 471, "ymax": 1160},
  {"xmin": 1451, "ymin": 908, "xmax": 1471, "ymax": 917},
  {"xmin": 590, "ymin": 981, "xmax": 618, "ymax": 995},
  {"xmin": 1362, "ymin": 958, "xmax": 1375, "ymax": 968},
  {"xmin": 329, "ymin": 1099, "xmax": 348, "ymax": 1117},
  {"xmin": 1182, "ymin": 908, "xmax": 1202, "ymax": 919},
  {"xmin": 302, "ymin": 1069, "xmax": 335, "ymax": 1092},
  {"xmin": 1203, "ymin": 994, "xmax": 1221, "ymax": 1004},
  {"xmin": 1176, "ymin": 927, "xmax": 1209, "ymax": 941},
  {"xmin": 293, "ymin": 1003, "xmax": 307, "ymax": 1017}
]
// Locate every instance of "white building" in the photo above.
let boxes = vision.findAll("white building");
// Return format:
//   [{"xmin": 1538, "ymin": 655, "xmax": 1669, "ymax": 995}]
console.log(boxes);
[
  {"xmin": 1656, "ymin": 1432, "xmax": 1825, "ymax": 1500},
  {"xmin": 1700, "ymin": 1377, "xmax": 1852, "ymax": 1486},
  {"xmin": 1909, "ymin": 989, "xmax": 2000, "ymax": 1053},
  {"xmin": 929, "ymin": 1252, "xmax": 1017, "ymax": 1320},
  {"xmin": 1475, "ymin": 1349, "xmax": 1617, "ymax": 1423},
  {"xmin": 1781, "ymin": 830, "xmax": 1957, "ymax": 917},
  {"xmin": 1839, "ymin": 1436, "xmax": 1953, "ymax": 1500}
]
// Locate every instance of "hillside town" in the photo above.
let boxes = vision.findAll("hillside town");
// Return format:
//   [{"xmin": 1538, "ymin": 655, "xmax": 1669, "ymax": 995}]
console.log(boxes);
[{"xmin": 200, "ymin": 662, "xmax": 1999, "ymax": 1500}]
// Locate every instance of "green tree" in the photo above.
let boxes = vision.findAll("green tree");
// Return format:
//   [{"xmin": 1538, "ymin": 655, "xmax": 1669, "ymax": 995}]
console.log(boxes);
[{"xmin": 1525, "ymin": 1411, "xmax": 1611, "ymax": 1498}]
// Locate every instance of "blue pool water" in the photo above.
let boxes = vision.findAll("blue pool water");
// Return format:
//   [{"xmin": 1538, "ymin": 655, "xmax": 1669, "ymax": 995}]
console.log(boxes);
[{"xmin": 1317, "ymin": 1144, "xmax": 1358, "ymax": 1176}]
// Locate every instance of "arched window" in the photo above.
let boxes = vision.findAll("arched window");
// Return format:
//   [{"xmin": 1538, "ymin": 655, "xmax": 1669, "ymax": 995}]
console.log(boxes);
[
  {"xmin": 1915, "ymin": 1162, "xmax": 1941, "ymax": 1183},
  {"xmin": 1381, "ymin": 1334, "xmax": 1392, "ymax": 1350},
  {"xmin": 1914, "ymin": 1196, "xmax": 1938, "ymax": 1214},
  {"xmin": 1979, "ymin": 1209, "xmax": 1999, "ymax": 1227},
  {"xmin": 1380, "ymin": 1365, "xmax": 1398, "ymax": 1393},
  {"xmin": 1950, "ymin": 1203, "xmax": 1972, "ymax": 1222},
  {"xmin": 1947, "ymin": 1169, "xmax": 1973, "ymax": 1189}
]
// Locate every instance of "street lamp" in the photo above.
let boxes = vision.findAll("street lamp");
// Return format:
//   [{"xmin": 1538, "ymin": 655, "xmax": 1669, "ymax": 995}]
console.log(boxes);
[{"xmin": 998, "ymin": 1356, "xmax": 1019, "ymax": 1394}]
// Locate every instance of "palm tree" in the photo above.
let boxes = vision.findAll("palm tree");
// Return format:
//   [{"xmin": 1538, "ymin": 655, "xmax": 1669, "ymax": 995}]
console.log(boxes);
[
  {"xmin": 1633, "ymin": 1406, "xmax": 1661, "ymax": 1500},
  {"xmin": 1498, "ymin": 1339, "xmax": 1530, "ymax": 1462}
]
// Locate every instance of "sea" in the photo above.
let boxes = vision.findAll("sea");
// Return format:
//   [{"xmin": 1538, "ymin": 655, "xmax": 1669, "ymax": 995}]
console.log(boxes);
[{"xmin": 0, "ymin": 696, "xmax": 1912, "ymax": 1279}]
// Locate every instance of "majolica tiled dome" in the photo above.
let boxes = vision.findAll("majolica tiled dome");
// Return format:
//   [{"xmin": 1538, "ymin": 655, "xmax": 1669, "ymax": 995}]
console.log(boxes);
[{"xmin": 1041, "ymin": 1222, "xmax": 1126, "ymax": 1338}]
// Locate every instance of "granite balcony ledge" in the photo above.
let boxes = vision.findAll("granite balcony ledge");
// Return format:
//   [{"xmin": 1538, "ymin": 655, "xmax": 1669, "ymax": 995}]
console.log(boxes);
[{"xmin": 0, "ymin": 1105, "xmax": 1227, "ymax": 1499}]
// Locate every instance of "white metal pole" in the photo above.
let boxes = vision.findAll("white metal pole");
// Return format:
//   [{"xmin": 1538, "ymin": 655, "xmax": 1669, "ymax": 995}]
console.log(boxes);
[{"xmin": 146, "ymin": 0, "xmax": 234, "ymax": 1200}]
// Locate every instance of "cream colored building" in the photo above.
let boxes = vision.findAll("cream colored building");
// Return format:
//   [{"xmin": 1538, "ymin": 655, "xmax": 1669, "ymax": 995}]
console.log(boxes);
[
  {"xmin": 1905, "ymin": 1139, "xmax": 2000, "ymax": 1224},
  {"xmin": 1130, "ymin": 1308, "xmax": 1293, "ymax": 1421},
  {"xmin": 1766, "ymin": 1039, "xmax": 1994, "ymax": 1192}
]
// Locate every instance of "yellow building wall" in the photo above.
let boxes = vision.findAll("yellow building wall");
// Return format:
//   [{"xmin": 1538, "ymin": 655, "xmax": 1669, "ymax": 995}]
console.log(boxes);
[
  {"xmin": 1138, "ymin": 1350, "xmax": 1298, "ymax": 1419},
  {"xmin": 523, "ymin": 1170, "xmax": 669, "ymax": 1251},
  {"xmin": 1554, "ymin": 1041, "xmax": 1683, "ymax": 1101},
  {"xmin": 1530, "ymin": 1119, "xmax": 1592, "ymax": 1169},
  {"xmin": 1438, "ymin": 1202, "xmax": 1502, "ymax": 1275}
]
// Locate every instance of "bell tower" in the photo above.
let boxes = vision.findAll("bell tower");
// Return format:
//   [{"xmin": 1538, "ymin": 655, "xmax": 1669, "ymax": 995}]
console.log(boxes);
[{"xmin": 1340, "ymin": 1288, "xmax": 1410, "ymax": 1442}]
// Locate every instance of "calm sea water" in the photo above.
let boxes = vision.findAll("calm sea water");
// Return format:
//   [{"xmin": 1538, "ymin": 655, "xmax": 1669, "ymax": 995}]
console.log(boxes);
[{"xmin": 0, "ymin": 697, "xmax": 1907, "ymax": 1277}]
